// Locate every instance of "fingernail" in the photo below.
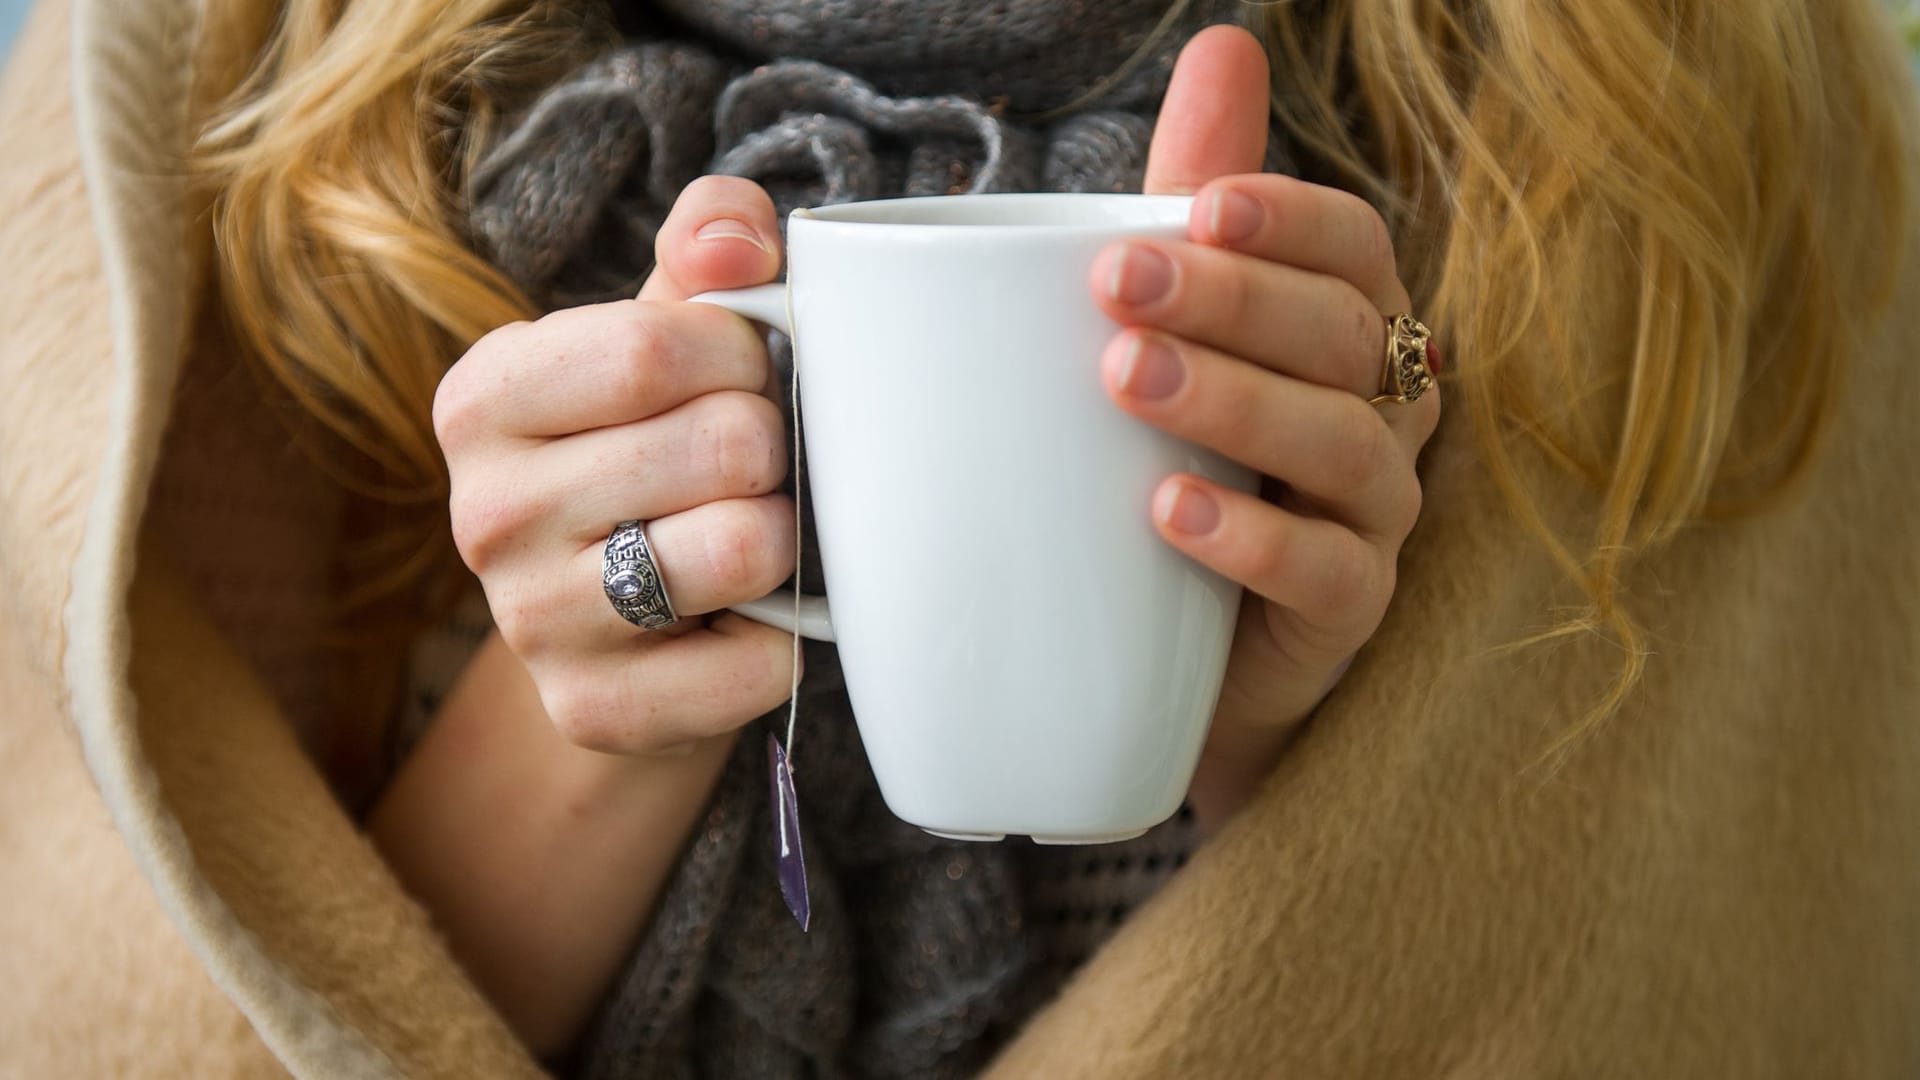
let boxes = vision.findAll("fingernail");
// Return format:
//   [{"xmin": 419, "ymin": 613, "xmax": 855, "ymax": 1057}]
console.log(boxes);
[
  {"xmin": 1426, "ymin": 339, "xmax": 1444, "ymax": 375},
  {"xmin": 1159, "ymin": 482, "xmax": 1220, "ymax": 536},
  {"xmin": 694, "ymin": 217, "xmax": 771, "ymax": 253},
  {"xmin": 1117, "ymin": 334, "xmax": 1184, "ymax": 400},
  {"xmin": 1207, "ymin": 188, "xmax": 1263, "ymax": 244},
  {"xmin": 1108, "ymin": 244, "xmax": 1174, "ymax": 306}
]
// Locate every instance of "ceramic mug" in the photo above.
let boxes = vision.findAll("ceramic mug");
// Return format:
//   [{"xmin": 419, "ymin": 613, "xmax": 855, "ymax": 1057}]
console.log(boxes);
[{"xmin": 691, "ymin": 192, "xmax": 1255, "ymax": 844}]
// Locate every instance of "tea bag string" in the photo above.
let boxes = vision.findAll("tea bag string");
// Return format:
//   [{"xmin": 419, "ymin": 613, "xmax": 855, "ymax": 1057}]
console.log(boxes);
[
  {"xmin": 765, "ymin": 278, "xmax": 814, "ymax": 933},
  {"xmin": 784, "ymin": 283, "xmax": 802, "ymax": 758}
]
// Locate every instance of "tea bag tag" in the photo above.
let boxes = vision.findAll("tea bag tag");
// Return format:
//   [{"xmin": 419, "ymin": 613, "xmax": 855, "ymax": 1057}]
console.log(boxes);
[
  {"xmin": 768, "ymin": 730, "xmax": 811, "ymax": 931},
  {"xmin": 768, "ymin": 311, "xmax": 811, "ymax": 933}
]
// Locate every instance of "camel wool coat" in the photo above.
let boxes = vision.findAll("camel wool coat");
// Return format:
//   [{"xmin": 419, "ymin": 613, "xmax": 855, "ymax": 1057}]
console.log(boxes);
[{"xmin": 3, "ymin": 0, "xmax": 1918, "ymax": 1076}]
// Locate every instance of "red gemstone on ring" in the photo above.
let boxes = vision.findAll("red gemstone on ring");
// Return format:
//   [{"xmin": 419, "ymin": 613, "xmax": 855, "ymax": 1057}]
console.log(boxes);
[{"xmin": 1425, "ymin": 339, "xmax": 1443, "ymax": 375}]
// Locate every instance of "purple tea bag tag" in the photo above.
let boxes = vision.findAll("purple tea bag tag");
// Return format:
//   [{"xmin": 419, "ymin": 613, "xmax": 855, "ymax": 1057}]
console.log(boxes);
[{"xmin": 768, "ymin": 730, "xmax": 811, "ymax": 932}]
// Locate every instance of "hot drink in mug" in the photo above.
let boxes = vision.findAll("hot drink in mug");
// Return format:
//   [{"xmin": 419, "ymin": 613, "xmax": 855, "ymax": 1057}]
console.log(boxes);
[{"xmin": 695, "ymin": 192, "xmax": 1255, "ymax": 844}]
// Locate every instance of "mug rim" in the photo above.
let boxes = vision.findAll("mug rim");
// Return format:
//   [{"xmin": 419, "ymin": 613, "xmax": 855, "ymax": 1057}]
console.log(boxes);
[{"xmin": 791, "ymin": 192, "xmax": 1193, "ymax": 235}]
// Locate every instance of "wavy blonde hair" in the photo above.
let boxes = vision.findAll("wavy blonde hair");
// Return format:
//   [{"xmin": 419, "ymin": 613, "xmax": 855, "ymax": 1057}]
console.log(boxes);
[
  {"xmin": 1260, "ymin": 0, "xmax": 1912, "ymax": 750},
  {"xmin": 197, "ymin": 0, "xmax": 1914, "ymax": 746}
]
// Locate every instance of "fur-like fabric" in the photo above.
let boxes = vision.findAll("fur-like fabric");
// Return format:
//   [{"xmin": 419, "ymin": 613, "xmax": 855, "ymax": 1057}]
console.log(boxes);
[
  {"xmin": 0, "ymin": 2, "xmax": 535, "ymax": 1076},
  {"xmin": 2, "ymin": 0, "xmax": 1917, "ymax": 1076},
  {"xmin": 0, "ymin": 3, "xmax": 277, "ymax": 1074}
]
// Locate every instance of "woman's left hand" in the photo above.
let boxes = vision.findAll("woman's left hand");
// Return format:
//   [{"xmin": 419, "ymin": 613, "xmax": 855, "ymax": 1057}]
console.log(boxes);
[{"xmin": 1104, "ymin": 26, "xmax": 1443, "ymax": 830}]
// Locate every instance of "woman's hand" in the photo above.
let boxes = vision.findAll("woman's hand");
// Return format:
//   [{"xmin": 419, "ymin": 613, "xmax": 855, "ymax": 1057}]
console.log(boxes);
[
  {"xmin": 1112, "ymin": 27, "xmax": 1442, "ymax": 829},
  {"xmin": 389, "ymin": 176, "xmax": 809, "ymax": 1054},
  {"xmin": 434, "ymin": 176, "xmax": 800, "ymax": 757}
]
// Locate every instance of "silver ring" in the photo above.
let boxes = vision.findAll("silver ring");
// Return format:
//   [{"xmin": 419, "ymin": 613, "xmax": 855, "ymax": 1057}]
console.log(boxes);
[{"xmin": 603, "ymin": 520, "xmax": 677, "ymax": 630}]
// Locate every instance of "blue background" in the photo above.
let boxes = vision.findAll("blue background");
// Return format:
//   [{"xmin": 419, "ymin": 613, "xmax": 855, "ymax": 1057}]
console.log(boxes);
[{"xmin": 0, "ymin": 0, "xmax": 27, "ymax": 65}]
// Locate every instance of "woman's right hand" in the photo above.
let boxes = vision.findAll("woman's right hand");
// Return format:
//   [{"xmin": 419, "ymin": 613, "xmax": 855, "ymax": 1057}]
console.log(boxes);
[{"xmin": 433, "ymin": 176, "xmax": 798, "ymax": 757}]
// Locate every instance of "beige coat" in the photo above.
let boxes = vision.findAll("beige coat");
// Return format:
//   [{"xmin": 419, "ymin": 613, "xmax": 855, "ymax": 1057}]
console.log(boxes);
[{"xmin": 4, "ymin": 0, "xmax": 1918, "ymax": 1075}]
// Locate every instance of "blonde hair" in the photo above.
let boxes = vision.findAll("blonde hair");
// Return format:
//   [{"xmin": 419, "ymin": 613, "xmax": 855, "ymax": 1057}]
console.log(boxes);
[
  {"xmin": 196, "ymin": 1, "xmax": 598, "ymax": 617},
  {"xmin": 197, "ymin": 0, "xmax": 1914, "ymax": 746},
  {"xmin": 1259, "ymin": 0, "xmax": 1912, "ymax": 750}
]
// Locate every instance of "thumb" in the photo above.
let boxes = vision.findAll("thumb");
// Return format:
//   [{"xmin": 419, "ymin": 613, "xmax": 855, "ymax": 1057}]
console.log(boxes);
[
  {"xmin": 638, "ymin": 175, "xmax": 783, "ymax": 302},
  {"xmin": 1143, "ymin": 25, "xmax": 1271, "ymax": 196}
]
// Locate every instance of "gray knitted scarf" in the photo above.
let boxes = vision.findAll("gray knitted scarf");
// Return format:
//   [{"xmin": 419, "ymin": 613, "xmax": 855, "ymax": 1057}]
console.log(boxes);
[{"xmin": 465, "ymin": 3, "xmax": 1293, "ymax": 1076}]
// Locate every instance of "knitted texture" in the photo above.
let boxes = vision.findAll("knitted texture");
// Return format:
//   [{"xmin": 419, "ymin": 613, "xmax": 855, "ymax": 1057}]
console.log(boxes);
[
  {"xmin": 448, "ymin": 2, "xmax": 1292, "ymax": 1075},
  {"xmin": 652, "ymin": 0, "xmax": 1219, "ymax": 113},
  {"xmin": 467, "ymin": 0, "xmax": 1291, "ymax": 308}
]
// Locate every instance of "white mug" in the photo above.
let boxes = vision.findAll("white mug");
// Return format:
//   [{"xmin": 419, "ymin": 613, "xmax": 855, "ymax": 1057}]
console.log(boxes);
[{"xmin": 692, "ymin": 192, "xmax": 1254, "ymax": 844}]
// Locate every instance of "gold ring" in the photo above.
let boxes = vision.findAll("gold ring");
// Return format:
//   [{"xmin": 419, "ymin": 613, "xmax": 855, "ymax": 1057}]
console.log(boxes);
[{"xmin": 1369, "ymin": 313, "xmax": 1434, "ymax": 407}]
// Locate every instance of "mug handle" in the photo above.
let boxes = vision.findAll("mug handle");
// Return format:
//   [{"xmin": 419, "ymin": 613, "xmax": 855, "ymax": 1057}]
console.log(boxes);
[{"xmin": 687, "ymin": 283, "xmax": 836, "ymax": 643}]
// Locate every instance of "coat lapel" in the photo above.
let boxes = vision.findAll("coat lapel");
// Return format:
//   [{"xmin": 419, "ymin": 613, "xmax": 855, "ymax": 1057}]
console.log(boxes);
[{"xmin": 0, "ymin": 0, "xmax": 538, "ymax": 1073}]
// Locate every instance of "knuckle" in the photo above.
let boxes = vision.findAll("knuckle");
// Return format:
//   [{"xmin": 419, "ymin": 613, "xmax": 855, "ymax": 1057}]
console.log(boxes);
[
  {"xmin": 1330, "ymin": 190, "xmax": 1397, "ymax": 278},
  {"xmin": 1360, "ymin": 208, "xmax": 1397, "ymax": 277},
  {"xmin": 1312, "ymin": 537, "xmax": 1377, "ymax": 619},
  {"xmin": 701, "ymin": 500, "xmax": 777, "ymax": 600},
  {"xmin": 1391, "ymin": 473, "xmax": 1426, "ymax": 540},
  {"xmin": 677, "ymin": 294, "xmax": 736, "ymax": 339},
  {"xmin": 701, "ymin": 391, "xmax": 786, "ymax": 494},
  {"xmin": 700, "ymin": 302, "xmax": 776, "ymax": 386},
  {"xmin": 610, "ymin": 304, "xmax": 678, "ymax": 408},
  {"xmin": 488, "ymin": 578, "xmax": 557, "ymax": 660},
  {"xmin": 432, "ymin": 359, "xmax": 488, "ymax": 451},
  {"xmin": 1367, "ymin": 559, "xmax": 1399, "ymax": 622},
  {"xmin": 543, "ymin": 676, "xmax": 623, "ymax": 753},
  {"xmin": 1416, "ymin": 387, "xmax": 1444, "ymax": 442},
  {"xmin": 447, "ymin": 477, "xmax": 523, "ymax": 574},
  {"xmin": 1238, "ymin": 514, "xmax": 1292, "ymax": 587},
  {"xmin": 436, "ymin": 322, "xmax": 531, "ymax": 443},
  {"xmin": 1348, "ymin": 297, "xmax": 1385, "ymax": 386},
  {"xmin": 1213, "ymin": 373, "xmax": 1264, "ymax": 449},
  {"xmin": 1218, "ymin": 251, "xmax": 1255, "ymax": 329},
  {"xmin": 430, "ymin": 368, "xmax": 472, "ymax": 449},
  {"xmin": 543, "ymin": 656, "xmax": 688, "ymax": 755},
  {"xmin": 1331, "ymin": 401, "xmax": 1394, "ymax": 493}
]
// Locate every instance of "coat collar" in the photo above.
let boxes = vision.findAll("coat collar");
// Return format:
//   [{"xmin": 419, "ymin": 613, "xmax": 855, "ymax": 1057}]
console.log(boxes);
[{"xmin": 20, "ymin": 0, "xmax": 537, "ymax": 1072}]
